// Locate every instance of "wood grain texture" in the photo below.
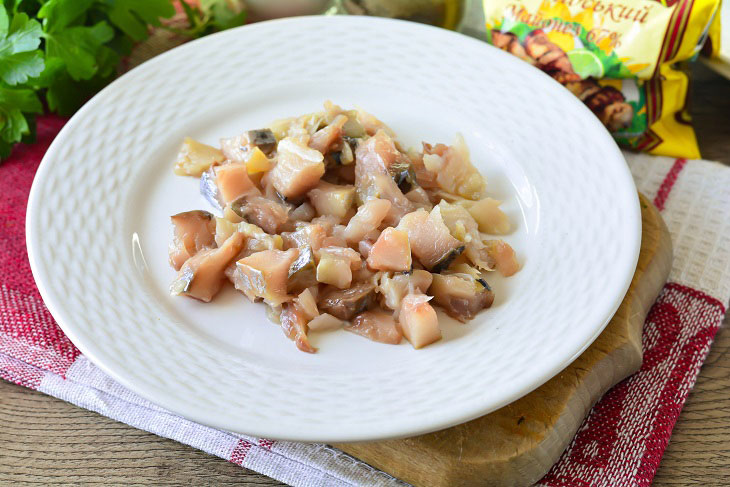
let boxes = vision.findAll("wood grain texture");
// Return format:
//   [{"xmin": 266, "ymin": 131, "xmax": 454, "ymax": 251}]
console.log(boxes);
[{"xmin": 0, "ymin": 64, "xmax": 728, "ymax": 487}]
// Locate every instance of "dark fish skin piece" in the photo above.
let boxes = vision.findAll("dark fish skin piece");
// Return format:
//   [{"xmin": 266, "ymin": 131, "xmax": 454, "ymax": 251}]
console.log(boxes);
[
  {"xmin": 319, "ymin": 283, "xmax": 376, "ymax": 321},
  {"xmin": 430, "ymin": 246, "xmax": 465, "ymax": 274},
  {"xmin": 247, "ymin": 129, "xmax": 277, "ymax": 155}
]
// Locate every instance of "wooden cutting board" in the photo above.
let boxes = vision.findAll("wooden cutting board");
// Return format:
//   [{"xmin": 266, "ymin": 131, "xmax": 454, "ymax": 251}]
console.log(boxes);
[{"xmin": 335, "ymin": 194, "xmax": 672, "ymax": 487}]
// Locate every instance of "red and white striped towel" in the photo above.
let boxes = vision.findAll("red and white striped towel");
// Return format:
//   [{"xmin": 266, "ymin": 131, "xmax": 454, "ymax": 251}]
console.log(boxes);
[{"xmin": 2, "ymin": 116, "xmax": 729, "ymax": 486}]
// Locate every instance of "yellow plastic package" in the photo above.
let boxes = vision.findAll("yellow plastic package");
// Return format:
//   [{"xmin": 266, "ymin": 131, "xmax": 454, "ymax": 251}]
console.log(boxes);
[{"xmin": 482, "ymin": 0, "xmax": 721, "ymax": 158}]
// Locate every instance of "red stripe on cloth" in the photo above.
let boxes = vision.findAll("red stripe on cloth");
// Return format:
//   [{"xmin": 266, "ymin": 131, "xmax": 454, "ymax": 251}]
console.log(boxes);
[
  {"xmin": 257, "ymin": 438, "xmax": 275, "ymax": 450},
  {"xmin": 653, "ymin": 158, "xmax": 687, "ymax": 211},
  {"xmin": 540, "ymin": 282, "xmax": 726, "ymax": 486},
  {"xmin": 636, "ymin": 324, "xmax": 719, "ymax": 486},
  {"xmin": 664, "ymin": 282, "xmax": 726, "ymax": 312},
  {"xmin": 0, "ymin": 353, "xmax": 45, "ymax": 389},
  {"xmin": 229, "ymin": 439, "xmax": 254, "ymax": 465},
  {"xmin": 0, "ymin": 115, "xmax": 80, "ymax": 376}
]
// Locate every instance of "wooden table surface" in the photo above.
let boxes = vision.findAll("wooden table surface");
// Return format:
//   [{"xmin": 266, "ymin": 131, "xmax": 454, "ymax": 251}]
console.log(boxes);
[{"xmin": 1, "ymin": 64, "xmax": 728, "ymax": 486}]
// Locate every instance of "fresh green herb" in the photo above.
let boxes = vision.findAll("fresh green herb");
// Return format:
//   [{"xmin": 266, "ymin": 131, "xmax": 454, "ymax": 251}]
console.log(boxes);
[{"xmin": 0, "ymin": 0, "xmax": 246, "ymax": 160}]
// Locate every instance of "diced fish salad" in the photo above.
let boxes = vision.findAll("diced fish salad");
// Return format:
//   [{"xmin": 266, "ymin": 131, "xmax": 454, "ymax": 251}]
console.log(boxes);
[{"xmin": 168, "ymin": 102, "xmax": 519, "ymax": 353}]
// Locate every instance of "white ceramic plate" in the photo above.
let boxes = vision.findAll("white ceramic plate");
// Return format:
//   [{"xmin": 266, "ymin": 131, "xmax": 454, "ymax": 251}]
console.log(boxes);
[{"xmin": 27, "ymin": 16, "xmax": 640, "ymax": 442}]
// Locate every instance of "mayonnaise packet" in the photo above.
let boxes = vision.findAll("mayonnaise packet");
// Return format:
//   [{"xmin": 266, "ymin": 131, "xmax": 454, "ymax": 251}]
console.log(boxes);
[{"xmin": 483, "ymin": 0, "xmax": 721, "ymax": 158}]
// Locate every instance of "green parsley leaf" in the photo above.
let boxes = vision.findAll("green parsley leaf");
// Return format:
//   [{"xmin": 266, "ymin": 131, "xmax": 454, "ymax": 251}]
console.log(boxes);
[
  {"xmin": 44, "ymin": 21, "xmax": 114, "ymax": 80},
  {"xmin": 201, "ymin": 0, "xmax": 246, "ymax": 31},
  {"xmin": 0, "ymin": 85, "xmax": 42, "ymax": 145},
  {"xmin": 0, "ymin": 9, "xmax": 44, "ymax": 84},
  {"xmin": 107, "ymin": 0, "xmax": 176, "ymax": 41},
  {"xmin": 0, "ymin": 5, "xmax": 8, "ymax": 33},
  {"xmin": 37, "ymin": 0, "xmax": 94, "ymax": 33}
]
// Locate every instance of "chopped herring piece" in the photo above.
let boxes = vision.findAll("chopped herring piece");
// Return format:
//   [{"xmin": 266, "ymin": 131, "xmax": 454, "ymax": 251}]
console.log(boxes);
[
  {"xmin": 347, "ymin": 310, "xmax": 402, "ymax": 344},
  {"xmin": 307, "ymin": 181, "xmax": 355, "ymax": 219},
  {"xmin": 321, "ymin": 234, "xmax": 348, "ymax": 248},
  {"xmin": 464, "ymin": 197, "xmax": 511, "ymax": 235},
  {"xmin": 169, "ymin": 104, "xmax": 516, "ymax": 353},
  {"xmin": 436, "ymin": 201, "xmax": 494, "ymax": 270},
  {"xmin": 316, "ymin": 255, "xmax": 352, "ymax": 289},
  {"xmin": 366, "ymin": 227, "xmax": 411, "ymax": 272},
  {"xmin": 220, "ymin": 134, "xmax": 249, "ymax": 162},
  {"xmin": 396, "ymin": 208, "xmax": 463, "ymax": 272},
  {"xmin": 287, "ymin": 246, "xmax": 318, "ymax": 293},
  {"xmin": 371, "ymin": 174, "xmax": 415, "ymax": 226},
  {"xmin": 174, "ymin": 138, "xmax": 225, "ymax": 177},
  {"xmin": 290, "ymin": 202, "xmax": 316, "ymax": 222},
  {"xmin": 353, "ymin": 265, "xmax": 377, "ymax": 284},
  {"xmin": 280, "ymin": 302, "xmax": 316, "ymax": 353},
  {"xmin": 319, "ymin": 283, "xmax": 376, "ymax": 321},
  {"xmin": 220, "ymin": 129, "xmax": 277, "ymax": 162},
  {"xmin": 344, "ymin": 198, "xmax": 391, "ymax": 244},
  {"xmin": 409, "ymin": 150, "xmax": 439, "ymax": 190},
  {"xmin": 169, "ymin": 210, "xmax": 216, "ymax": 270},
  {"xmin": 215, "ymin": 162, "xmax": 260, "ymax": 205},
  {"xmin": 200, "ymin": 166, "xmax": 224, "ymax": 210},
  {"xmin": 229, "ymin": 195, "xmax": 289, "ymax": 234},
  {"xmin": 295, "ymin": 288, "xmax": 319, "ymax": 321},
  {"xmin": 233, "ymin": 248, "xmax": 299, "ymax": 305},
  {"xmin": 405, "ymin": 187, "xmax": 433, "ymax": 210},
  {"xmin": 281, "ymin": 220, "xmax": 331, "ymax": 250},
  {"xmin": 422, "ymin": 134, "xmax": 485, "ymax": 199},
  {"xmin": 270, "ymin": 137, "xmax": 325, "ymax": 199},
  {"xmin": 430, "ymin": 273, "xmax": 494, "ymax": 322},
  {"xmin": 377, "ymin": 270, "xmax": 433, "ymax": 312},
  {"xmin": 170, "ymin": 233, "xmax": 245, "ymax": 302},
  {"xmin": 309, "ymin": 114, "xmax": 347, "ymax": 154},
  {"xmin": 214, "ymin": 218, "xmax": 281, "ymax": 251},
  {"xmin": 358, "ymin": 239, "xmax": 375, "ymax": 259},
  {"xmin": 484, "ymin": 240, "xmax": 520, "ymax": 276},
  {"xmin": 307, "ymin": 313, "xmax": 344, "ymax": 332},
  {"xmin": 399, "ymin": 294, "xmax": 441, "ymax": 349},
  {"xmin": 354, "ymin": 131, "xmax": 414, "ymax": 225}
]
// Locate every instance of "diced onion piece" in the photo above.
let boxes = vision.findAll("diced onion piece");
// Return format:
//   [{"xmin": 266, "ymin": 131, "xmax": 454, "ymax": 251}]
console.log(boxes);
[
  {"xmin": 245, "ymin": 147, "xmax": 272, "ymax": 174},
  {"xmin": 318, "ymin": 246, "xmax": 362, "ymax": 270},
  {"xmin": 316, "ymin": 255, "xmax": 352, "ymax": 289},
  {"xmin": 295, "ymin": 288, "xmax": 319, "ymax": 321},
  {"xmin": 467, "ymin": 198, "xmax": 511, "ymax": 235},
  {"xmin": 307, "ymin": 313, "xmax": 344, "ymax": 332},
  {"xmin": 174, "ymin": 137, "xmax": 225, "ymax": 177},
  {"xmin": 307, "ymin": 181, "xmax": 355, "ymax": 219},
  {"xmin": 422, "ymin": 153, "xmax": 444, "ymax": 172}
]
